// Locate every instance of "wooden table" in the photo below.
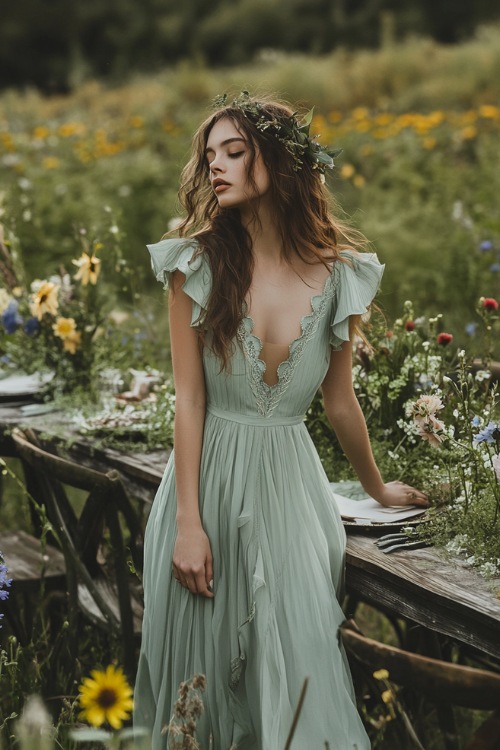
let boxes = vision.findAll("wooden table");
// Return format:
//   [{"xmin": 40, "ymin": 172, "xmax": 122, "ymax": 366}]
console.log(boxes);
[{"xmin": 2, "ymin": 402, "xmax": 500, "ymax": 662}]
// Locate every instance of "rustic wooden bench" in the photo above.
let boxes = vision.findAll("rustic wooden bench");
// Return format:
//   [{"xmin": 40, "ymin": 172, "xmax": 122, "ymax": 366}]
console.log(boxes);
[{"xmin": 0, "ymin": 529, "xmax": 65, "ymax": 641}]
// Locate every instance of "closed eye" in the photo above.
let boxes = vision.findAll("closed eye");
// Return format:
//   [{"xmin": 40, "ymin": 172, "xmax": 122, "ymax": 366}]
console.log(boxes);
[{"xmin": 228, "ymin": 151, "xmax": 244, "ymax": 159}]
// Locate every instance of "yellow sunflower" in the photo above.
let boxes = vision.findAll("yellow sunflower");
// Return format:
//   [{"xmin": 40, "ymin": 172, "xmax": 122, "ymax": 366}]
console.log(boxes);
[
  {"xmin": 30, "ymin": 281, "xmax": 59, "ymax": 320},
  {"xmin": 78, "ymin": 665, "xmax": 133, "ymax": 729},
  {"xmin": 73, "ymin": 252, "xmax": 101, "ymax": 286},
  {"xmin": 52, "ymin": 316, "xmax": 76, "ymax": 340}
]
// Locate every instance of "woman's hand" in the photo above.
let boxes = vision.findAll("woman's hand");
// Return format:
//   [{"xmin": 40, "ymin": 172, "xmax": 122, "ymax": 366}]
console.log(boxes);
[
  {"xmin": 372, "ymin": 480, "xmax": 429, "ymax": 508},
  {"xmin": 173, "ymin": 526, "xmax": 214, "ymax": 598}
]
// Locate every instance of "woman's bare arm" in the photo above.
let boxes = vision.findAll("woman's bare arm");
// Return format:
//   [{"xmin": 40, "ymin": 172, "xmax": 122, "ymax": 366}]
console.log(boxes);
[
  {"xmin": 169, "ymin": 270, "xmax": 214, "ymax": 597},
  {"xmin": 321, "ymin": 338, "xmax": 428, "ymax": 508}
]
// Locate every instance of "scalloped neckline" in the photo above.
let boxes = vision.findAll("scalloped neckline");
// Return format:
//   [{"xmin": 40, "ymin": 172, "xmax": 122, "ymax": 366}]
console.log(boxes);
[{"xmin": 241, "ymin": 268, "xmax": 336, "ymax": 389}]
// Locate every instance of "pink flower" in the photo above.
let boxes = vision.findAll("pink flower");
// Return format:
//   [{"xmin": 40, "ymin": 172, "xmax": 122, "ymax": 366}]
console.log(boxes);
[
  {"xmin": 483, "ymin": 297, "xmax": 499, "ymax": 312},
  {"xmin": 493, "ymin": 454, "xmax": 500, "ymax": 481},
  {"xmin": 416, "ymin": 417, "xmax": 446, "ymax": 448},
  {"xmin": 437, "ymin": 332, "xmax": 453, "ymax": 346},
  {"xmin": 411, "ymin": 394, "xmax": 444, "ymax": 422}
]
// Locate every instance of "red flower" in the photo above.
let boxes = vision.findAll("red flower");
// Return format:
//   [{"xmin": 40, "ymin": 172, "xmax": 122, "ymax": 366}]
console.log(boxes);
[
  {"xmin": 405, "ymin": 320, "xmax": 416, "ymax": 331},
  {"xmin": 385, "ymin": 330, "xmax": 394, "ymax": 338},
  {"xmin": 437, "ymin": 332, "xmax": 453, "ymax": 346},
  {"xmin": 483, "ymin": 297, "xmax": 499, "ymax": 312}
]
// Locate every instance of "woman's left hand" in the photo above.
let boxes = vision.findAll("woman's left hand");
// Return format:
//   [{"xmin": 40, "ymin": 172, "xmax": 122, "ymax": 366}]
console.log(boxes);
[{"xmin": 373, "ymin": 480, "xmax": 429, "ymax": 508}]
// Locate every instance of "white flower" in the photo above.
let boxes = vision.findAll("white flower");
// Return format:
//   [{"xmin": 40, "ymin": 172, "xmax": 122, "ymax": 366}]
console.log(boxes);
[
  {"xmin": 0, "ymin": 288, "xmax": 12, "ymax": 314},
  {"xmin": 479, "ymin": 561, "xmax": 499, "ymax": 578},
  {"xmin": 493, "ymin": 454, "xmax": 500, "ymax": 481},
  {"xmin": 475, "ymin": 370, "xmax": 491, "ymax": 382}
]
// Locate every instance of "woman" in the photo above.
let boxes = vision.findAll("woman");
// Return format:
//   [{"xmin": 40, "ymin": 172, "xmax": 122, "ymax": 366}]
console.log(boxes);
[{"xmin": 135, "ymin": 94, "xmax": 427, "ymax": 749}]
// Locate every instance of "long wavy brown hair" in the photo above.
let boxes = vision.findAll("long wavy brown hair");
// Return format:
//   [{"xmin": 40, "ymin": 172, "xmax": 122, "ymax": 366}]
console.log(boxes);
[{"xmin": 170, "ymin": 96, "xmax": 369, "ymax": 370}]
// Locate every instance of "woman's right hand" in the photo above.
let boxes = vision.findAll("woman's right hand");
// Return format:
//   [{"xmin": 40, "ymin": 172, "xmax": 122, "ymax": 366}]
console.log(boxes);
[{"xmin": 172, "ymin": 525, "xmax": 214, "ymax": 598}]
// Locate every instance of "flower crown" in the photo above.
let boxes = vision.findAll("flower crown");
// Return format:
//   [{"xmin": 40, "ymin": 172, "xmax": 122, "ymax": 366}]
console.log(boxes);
[{"xmin": 213, "ymin": 91, "xmax": 341, "ymax": 174}]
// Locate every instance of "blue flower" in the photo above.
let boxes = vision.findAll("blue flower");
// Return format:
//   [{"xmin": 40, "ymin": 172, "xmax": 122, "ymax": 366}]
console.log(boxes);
[
  {"xmin": 479, "ymin": 240, "xmax": 493, "ymax": 252},
  {"xmin": 465, "ymin": 322, "xmax": 478, "ymax": 336},
  {"xmin": 471, "ymin": 415, "xmax": 481, "ymax": 427},
  {"xmin": 490, "ymin": 263, "xmax": 500, "ymax": 274},
  {"xmin": 1, "ymin": 300, "xmax": 23, "ymax": 334},
  {"xmin": 0, "ymin": 555, "xmax": 12, "ymax": 627},
  {"xmin": 23, "ymin": 317, "xmax": 40, "ymax": 336},
  {"xmin": 473, "ymin": 421, "xmax": 500, "ymax": 444}
]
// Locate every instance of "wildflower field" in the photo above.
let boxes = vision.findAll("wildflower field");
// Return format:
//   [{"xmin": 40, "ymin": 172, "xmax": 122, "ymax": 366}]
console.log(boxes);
[
  {"xmin": 1, "ymin": 28, "xmax": 500, "ymax": 344},
  {"xmin": 1, "ymin": 28, "xmax": 500, "ymax": 750}
]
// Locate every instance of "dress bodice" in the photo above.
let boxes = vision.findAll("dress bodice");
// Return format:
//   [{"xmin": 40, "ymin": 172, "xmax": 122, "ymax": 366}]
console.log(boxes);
[{"xmin": 148, "ymin": 237, "xmax": 384, "ymax": 422}]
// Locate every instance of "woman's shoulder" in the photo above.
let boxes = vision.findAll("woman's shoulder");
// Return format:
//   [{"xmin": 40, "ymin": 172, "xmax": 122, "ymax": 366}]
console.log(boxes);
[
  {"xmin": 336, "ymin": 248, "xmax": 383, "ymax": 271},
  {"xmin": 147, "ymin": 235, "xmax": 211, "ymax": 326},
  {"xmin": 147, "ymin": 235, "xmax": 209, "ymax": 288},
  {"xmin": 329, "ymin": 249, "xmax": 384, "ymax": 350}
]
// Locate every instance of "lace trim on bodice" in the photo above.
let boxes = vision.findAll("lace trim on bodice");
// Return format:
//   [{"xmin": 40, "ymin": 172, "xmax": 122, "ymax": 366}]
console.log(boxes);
[{"xmin": 237, "ymin": 269, "xmax": 339, "ymax": 417}]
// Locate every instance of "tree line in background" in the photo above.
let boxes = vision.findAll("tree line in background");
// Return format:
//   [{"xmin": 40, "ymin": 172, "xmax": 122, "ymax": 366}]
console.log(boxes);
[{"xmin": 1, "ymin": 0, "xmax": 499, "ymax": 93}]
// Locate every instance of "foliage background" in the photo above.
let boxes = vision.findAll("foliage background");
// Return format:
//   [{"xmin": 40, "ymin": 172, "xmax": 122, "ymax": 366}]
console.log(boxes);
[{"xmin": 1, "ymin": 0, "xmax": 500, "ymax": 91}]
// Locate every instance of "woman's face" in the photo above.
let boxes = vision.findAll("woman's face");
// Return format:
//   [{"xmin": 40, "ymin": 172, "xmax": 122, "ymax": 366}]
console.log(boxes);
[{"xmin": 205, "ymin": 117, "xmax": 270, "ymax": 209}]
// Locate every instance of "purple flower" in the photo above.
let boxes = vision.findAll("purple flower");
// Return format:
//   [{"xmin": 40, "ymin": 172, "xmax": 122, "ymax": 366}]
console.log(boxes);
[
  {"xmin": 23, "ymin": 317, "xmax": 40, "ymax": 336},
  {"xmin": 490, "ymin": 263, "xmax": 500, "ymax": 273},
  {"xmin": 1, "ymin": 300, "xmax": 23, "ymax": 334},
  {"xmin": 0, "ymin": 554, "xmax": 12, "ymax": 628},
  {"xmin": 479, "ymin": 240, "xmax": 493, "ymax": 252},
  {"xmin": 473, "ymin": 421, "xmax": 500, "ymax": 444}
]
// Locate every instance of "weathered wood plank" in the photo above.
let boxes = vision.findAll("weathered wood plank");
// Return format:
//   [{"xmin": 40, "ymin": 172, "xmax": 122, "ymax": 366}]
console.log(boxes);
[
  {"xmin": 346, "ymin": 534, "xmax": 500, "ymax": 659},
  {"xmin": 0, "ymin": 529, "xmax": 65, "ymax": 589},
  {"xmin": 341, "ymin": 621, "xmax": 500, "ymax": 709}
]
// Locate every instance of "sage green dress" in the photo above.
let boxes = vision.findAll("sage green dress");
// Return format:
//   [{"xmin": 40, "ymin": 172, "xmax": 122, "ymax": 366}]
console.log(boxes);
[{"xmin": 135, "ymin": 238, "xmax": 383, "ymax": 750}]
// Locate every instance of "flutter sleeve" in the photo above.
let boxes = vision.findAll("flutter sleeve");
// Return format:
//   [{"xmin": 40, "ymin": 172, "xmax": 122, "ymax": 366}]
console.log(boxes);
[
  {"xmin": 147, "ymin": 237, "xmax": 211, "ymax": 327},
  {"xmin": 329, "ymin": 250, "xmax": 384, "ymax": 350}
]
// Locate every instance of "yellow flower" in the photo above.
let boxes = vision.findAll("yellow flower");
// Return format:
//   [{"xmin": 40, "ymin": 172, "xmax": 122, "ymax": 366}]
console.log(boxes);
[
  {"xmin": 340, "ymin": 164, "xmax": 355, "ymax": 179},
  {"xmin": 128, "ymin": 115, "xmax": 144, "ymax": 128},
  {"xmin": 63, "ymin": 331, "xmax": 82, "ymax": 354},
  {"xmin": 52, "ymin": 317, "xmax": 77, "ymax": 340},
  {"xmin": 479, "ymin": 105, "xmax": 499, "ymax": 120},
  {"xmin": 78, "ymin": 665, "xmax": 133, "ymax": 729},
  {"xmin": 73, "ymin": 252, "xmax": 101, "ymax": 286},
  {"xmin": 353, "ymin": 174, "xmax": 365, "ymax": 188},
  {"xmin": 58, "ymin": 122, "xmax": 85, "ymax": 138},
  {"xmin": 33, "ymin": 126, "xmax": 49, "ymax": 139},
  {"xmin": 42, "ymin": 157, "xmax": 60, "ymax": 170},
  {"xmin": 381, "ymin": 689, "xmax": 393, "ymax": 704},
  {"xmin": 328, "ymin": 111, "xmax": 343, "ymax": 124},
  {"xmin": 30, "ymin": 281, "xmax": 59, "ymax": 320},
  {"xmin": 352, "ymin": 107, "xmax": 369, "ymax": 121},
  {"xmin": 373, "ymin": 668, "xmax": 390, "ymax": 681},
  {"xmin": 374, "ymin": 113, "xmax": 393, "ymax": 126},
  {"xmin": 461, "ymin": 125, "xmax": 477, "ymax": 140}
]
